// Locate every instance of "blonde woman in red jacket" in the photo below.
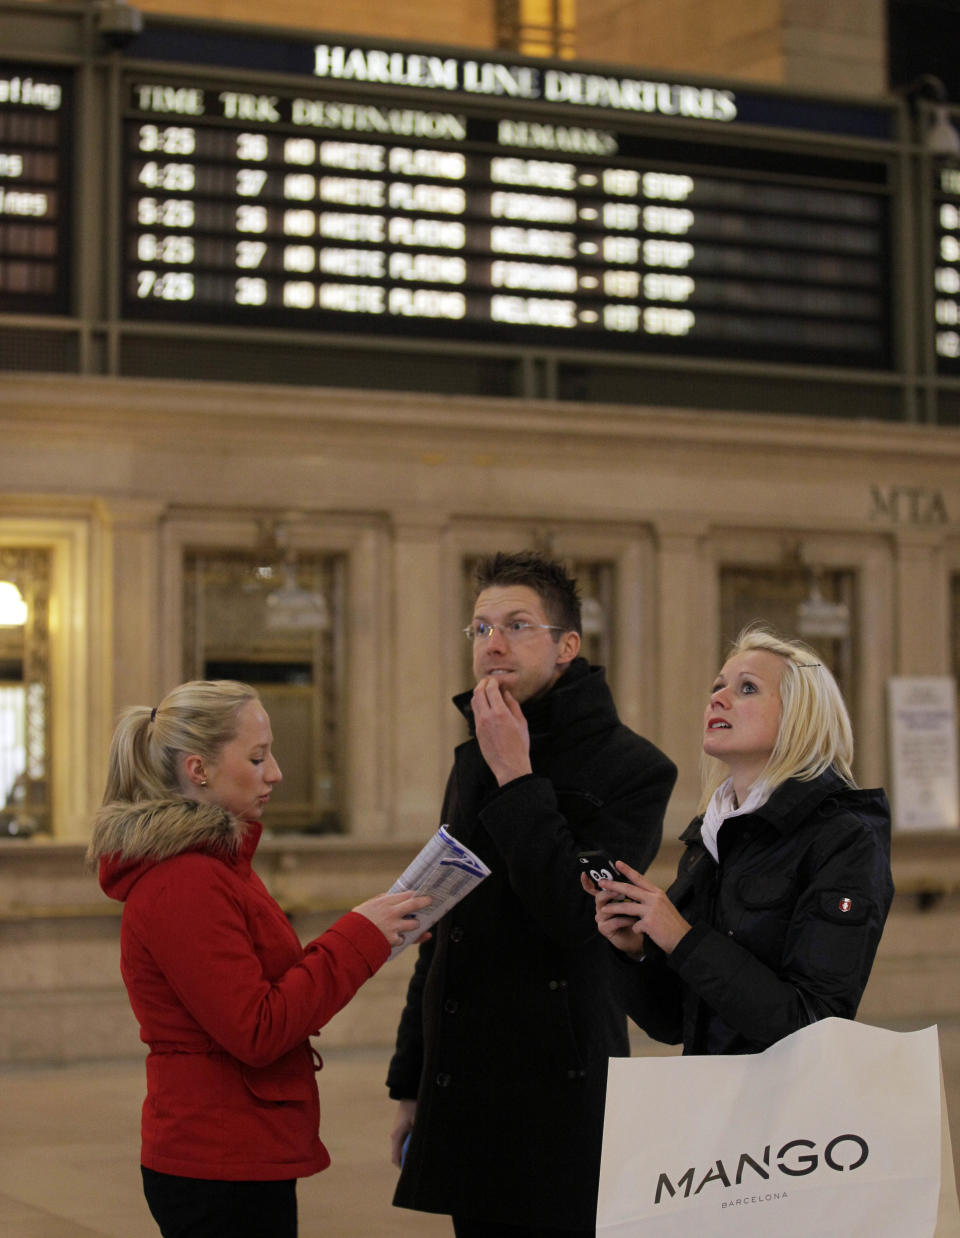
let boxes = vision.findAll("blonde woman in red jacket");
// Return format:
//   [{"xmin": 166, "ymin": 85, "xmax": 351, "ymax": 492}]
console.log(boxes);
[{"xmin": 88, "ymin": 679, "xmax": 429, "ymax": 1238}]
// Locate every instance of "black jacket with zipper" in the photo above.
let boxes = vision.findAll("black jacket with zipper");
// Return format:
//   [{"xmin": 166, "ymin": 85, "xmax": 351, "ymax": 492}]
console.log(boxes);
[{"xmin": 624, "ymin": 768, "xmax": 894, "ymax": 1055}]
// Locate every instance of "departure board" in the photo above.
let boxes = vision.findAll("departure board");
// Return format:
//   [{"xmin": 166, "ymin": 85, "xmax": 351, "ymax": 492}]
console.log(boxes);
[
  {"xmin": 934, "ymin": 164, "xmax": 960, "ymax": 372},
  {"xmin": 120, "ymin": 68, "xmax": 892, "ymax": 368},
  {"xmin": 0, "ymin": 62, "xmax": 71, "ymax": 314}
]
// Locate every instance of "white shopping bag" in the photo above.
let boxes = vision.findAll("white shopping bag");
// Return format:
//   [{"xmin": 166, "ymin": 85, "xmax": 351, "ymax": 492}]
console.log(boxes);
[{"xmin": 597, "ymin": 1018, "xmax": 955, "ymax": 1238}]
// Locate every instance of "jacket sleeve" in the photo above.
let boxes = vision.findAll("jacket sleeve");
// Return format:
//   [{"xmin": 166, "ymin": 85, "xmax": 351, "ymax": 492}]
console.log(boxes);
[
  {"xmin": 477, "ymin": 744, "xmax": 677, "ymax": 946},
  {"xmin": 615, "ymin": 950, "xmax": 685, "ymax": 1045},
  {"xmin": 665, "ymin": 812, "xmax": 894, "ymax": 1049},
  {"xmin": 126, "ymin": 855, "xmax": 390, "ymax": 1068}
]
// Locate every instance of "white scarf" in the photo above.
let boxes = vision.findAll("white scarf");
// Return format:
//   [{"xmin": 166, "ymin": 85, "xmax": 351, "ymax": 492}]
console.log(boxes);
[{"xmin": 700, "ymin": 777, "xmax": 773, "ymax": 862}]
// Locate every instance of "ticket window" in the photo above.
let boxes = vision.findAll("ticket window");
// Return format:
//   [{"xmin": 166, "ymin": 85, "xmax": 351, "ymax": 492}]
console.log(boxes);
[
  {"xmin": 0, "ymin": 549, "xmax": 52, "ymax": 837},
  {"xmin": 182, "ymin": 549, "xmax": 346, "ymax": 833},
  {"xmin": 718, "ymin": 565, "xmax": 857, "ymax": 714}
]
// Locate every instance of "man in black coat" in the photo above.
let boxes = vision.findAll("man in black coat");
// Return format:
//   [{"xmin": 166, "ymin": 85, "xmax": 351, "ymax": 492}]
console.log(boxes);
[{"xmin": 387, "ymin": 551, "xmax": 677, "ymax": 1236}]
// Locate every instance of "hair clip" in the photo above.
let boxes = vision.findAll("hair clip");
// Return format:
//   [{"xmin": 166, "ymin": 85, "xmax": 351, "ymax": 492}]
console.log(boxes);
[
  {"xmin": 798, "ymin": 662, "xmax": 822, "ymax": 669},
  {"xmin": 150, "ymin": 706, "xmax": 158, "ymax": 722}
]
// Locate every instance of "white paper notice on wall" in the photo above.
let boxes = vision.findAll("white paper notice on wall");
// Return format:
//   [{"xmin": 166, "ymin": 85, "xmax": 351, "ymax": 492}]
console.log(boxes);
[{"xmin": 888, "ymin": 676, "xmax": 960, "ymax": 830}]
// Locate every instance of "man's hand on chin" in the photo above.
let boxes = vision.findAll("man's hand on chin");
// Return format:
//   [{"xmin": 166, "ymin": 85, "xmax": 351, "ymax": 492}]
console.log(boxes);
[{"xmin": 472, "ymin": 676, "xmax": 532, "ymax": 786}]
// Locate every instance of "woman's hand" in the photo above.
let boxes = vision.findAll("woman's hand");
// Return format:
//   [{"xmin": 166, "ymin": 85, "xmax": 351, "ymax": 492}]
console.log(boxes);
[
  {"xmin": 352, "ymin": 891, "xmax": 432, "ymax": 946},
  {"xmin": 581, "ymin": 871, "xmax": 647, "ymax": 956},
  {"xmin": 582, "ymin": 860, "xmax": 692, "ymax": 955}
]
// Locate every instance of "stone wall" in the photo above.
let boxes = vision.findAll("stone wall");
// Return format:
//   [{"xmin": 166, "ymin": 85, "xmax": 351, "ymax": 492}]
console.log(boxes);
[
  {"xmin": 24, "ymin": 0, "xmax": 890, "ymax": 92},
  {"xmin": 2, "ymin": 833, "xmax": 957, "ymax": 1064}
]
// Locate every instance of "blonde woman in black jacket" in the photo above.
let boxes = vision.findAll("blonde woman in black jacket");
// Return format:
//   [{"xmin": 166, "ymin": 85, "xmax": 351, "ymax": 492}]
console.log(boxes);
[{"xmin": 588, "ymin": 626, "xmax": 894, "ymax": 1056}]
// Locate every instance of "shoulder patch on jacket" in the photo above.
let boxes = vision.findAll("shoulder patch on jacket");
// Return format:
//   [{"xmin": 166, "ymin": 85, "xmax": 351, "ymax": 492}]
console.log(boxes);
[{"xmin": 818, "ymin": 889, "xmax": 870, "ymax": 924}]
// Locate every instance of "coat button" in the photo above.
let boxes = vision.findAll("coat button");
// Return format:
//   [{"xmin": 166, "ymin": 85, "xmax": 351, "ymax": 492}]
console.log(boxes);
[
  {"xmin": 435, "ymin": 1072, "xmax": 452, "ymax": 1087},
  {"xmin": 449, "ymin": 926, "xmax": 465, "ymax": 942},
  {"xmin": 444, "ymin": 998, "xmax": 459, "ymax": 1014}
]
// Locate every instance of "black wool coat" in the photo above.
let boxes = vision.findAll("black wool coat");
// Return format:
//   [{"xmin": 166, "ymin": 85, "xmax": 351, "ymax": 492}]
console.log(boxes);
[
  {"xmin": 387, "ymin": 658, "xmax": 677, "ymax": 1231},
  {"xmin": 623, "ymin": 769, "xmax": 894, "ymax": 1056}
]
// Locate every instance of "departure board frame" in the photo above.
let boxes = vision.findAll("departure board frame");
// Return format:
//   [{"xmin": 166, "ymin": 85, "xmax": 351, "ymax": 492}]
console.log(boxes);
[
  {"xmin": 11, "ymin": 3, "xmax": 960, "ymax": 423},
  {"xmin": 0, "ymin": 58, "xmax": 72, "ymax": 316},
  {"xmin": 116, "ymin": 21, "xmax": 901, "ymax": 372}
]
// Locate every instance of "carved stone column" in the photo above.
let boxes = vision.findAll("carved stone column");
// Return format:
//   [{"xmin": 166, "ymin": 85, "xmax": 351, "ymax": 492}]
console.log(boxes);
[
  {"xmin": 653, "ymin": 515, "xmax": 711, "ymax": 826},
  {"xmin": 894, "ymin": 528, "xmax": 949, "ymax": 675},
  {"xmin": 389, "ymin": 508, "xmax": 450, "ymax": 839},
  {"xmin": 98, "ymin": 498, "xmax": 167, "ymax": 719}
]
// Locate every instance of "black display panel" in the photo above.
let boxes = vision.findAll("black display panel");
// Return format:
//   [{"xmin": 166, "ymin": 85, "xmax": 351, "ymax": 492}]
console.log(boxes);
[
  {"xmin": 0, "ymin": 62, "xmax": 71, "ymax": 315},
  {"xmin": 120, "ymin": 73, "xmax": 893, "ymax": 368},
  {"xmin": 934, "ymin": 164, "xmax": 960, "ymax": 373}
]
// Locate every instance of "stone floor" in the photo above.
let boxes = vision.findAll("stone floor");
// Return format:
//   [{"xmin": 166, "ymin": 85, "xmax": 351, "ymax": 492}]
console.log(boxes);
[
  {"xmin": 0, "ymin": 1046, "xmax": 452, "ymax": 1238},
  {"xmin": 1, "ymin": 1025, "xmax": 958, "ymax": 1238}
]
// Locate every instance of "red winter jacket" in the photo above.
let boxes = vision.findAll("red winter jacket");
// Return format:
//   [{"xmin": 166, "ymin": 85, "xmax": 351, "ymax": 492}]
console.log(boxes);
[{"xmin": 94, "ymin": 799, "xmax": 389, "ymax": 1181}]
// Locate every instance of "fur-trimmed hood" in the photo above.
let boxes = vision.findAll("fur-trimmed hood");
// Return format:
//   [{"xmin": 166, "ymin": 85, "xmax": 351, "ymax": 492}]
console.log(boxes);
[{"xmin": 89, "ymin": 798, "xmax": 252, "ymax": 902}]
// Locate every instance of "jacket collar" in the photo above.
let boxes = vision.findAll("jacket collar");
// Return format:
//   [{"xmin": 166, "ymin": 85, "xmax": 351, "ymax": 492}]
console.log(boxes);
[
  {"xmin": 453, "ymin": 657, "xmax": 617, "ymax": 750},
  {"xmin": 91, "ymin": 797, "xmax": 256, "ymax": 902},
  {"xmin": 681, "ymin": 768, "xmax": 890, "ymax": 846}
]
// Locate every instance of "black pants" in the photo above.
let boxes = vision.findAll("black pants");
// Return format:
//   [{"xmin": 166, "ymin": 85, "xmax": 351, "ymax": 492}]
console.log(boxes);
[
  {"xmin": 452, "ymin": 1218, "xmax": 594, "ymax": 1238},
  {"xmin": 141, "ymin": 1167, "xmax": 297, "ymax": 1238}
]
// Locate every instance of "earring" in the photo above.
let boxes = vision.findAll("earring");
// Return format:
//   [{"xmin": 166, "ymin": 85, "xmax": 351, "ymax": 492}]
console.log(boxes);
[{"xmin": 200, "ymin": 778, "xmax": 208, "ymax": 787}]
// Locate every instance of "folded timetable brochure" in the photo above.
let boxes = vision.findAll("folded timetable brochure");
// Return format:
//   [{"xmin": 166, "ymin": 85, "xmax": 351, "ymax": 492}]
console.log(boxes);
[{"xmin": 388, "ymin": 825, "xmax": 490, "ymax": 957}]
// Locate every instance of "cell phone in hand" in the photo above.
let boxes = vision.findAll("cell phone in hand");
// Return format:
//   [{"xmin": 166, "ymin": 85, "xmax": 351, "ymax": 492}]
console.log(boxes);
[{"xmin": 577, "ymin": 850, "xmax": 623, "ymax": 891}]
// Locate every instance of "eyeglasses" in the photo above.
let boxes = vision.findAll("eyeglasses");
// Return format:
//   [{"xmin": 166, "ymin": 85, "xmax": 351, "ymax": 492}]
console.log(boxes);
[{"xmin": 463, "ymin": 620, "xmax": 564, "ymax": 642}]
